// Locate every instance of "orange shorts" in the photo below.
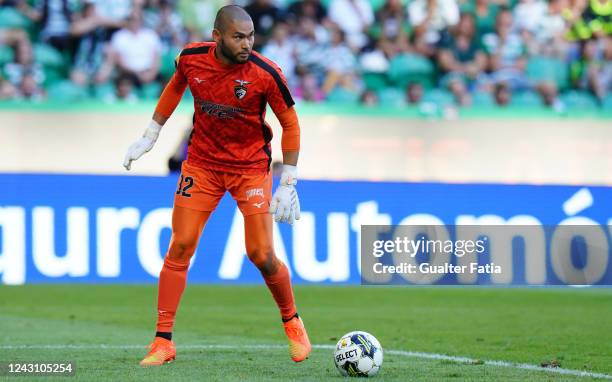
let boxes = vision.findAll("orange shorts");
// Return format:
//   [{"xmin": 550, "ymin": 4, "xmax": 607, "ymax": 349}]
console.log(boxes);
[{"xmin": 174, "ymin": 161, "xmax": 272, "ymax": 216}]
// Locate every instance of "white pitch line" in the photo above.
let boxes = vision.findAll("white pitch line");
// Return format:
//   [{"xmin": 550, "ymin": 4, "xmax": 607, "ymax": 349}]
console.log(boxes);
[
  {"xmin": 1, "ymin": 343, "xmax": 610, "ymax": 380},
  {"xmin": 379, "ymin": 349, "xmax": 612, "ymax": 380}
]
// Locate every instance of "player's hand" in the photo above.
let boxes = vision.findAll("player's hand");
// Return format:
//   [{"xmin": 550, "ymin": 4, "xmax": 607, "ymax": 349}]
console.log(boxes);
[
  {"xmin": 270, "ymin": 165, "xmax": 301, "ymax": 224},
  {"xmin": 123, "ymin": 120, "xmax": 162, "ymax": 171}
]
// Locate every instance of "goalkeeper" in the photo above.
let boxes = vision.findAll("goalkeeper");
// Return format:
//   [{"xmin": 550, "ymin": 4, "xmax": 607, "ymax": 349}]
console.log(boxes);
[{"xmin": 123, "ymin": 5, "xmax": 310, "ymax": 366}]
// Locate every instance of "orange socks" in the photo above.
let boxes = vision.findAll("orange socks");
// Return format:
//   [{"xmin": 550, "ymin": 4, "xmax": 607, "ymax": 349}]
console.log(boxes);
[
  {"xmin": 156, "ymin": 257, "xmax": 190, "ymax": 332},
  {"xmin": 156, "ymin": 256, "xmax": 296, "ymax": 330},
  {"xmin": 263, "ymin": 262, "xmax": 297, "ymax": 321}
]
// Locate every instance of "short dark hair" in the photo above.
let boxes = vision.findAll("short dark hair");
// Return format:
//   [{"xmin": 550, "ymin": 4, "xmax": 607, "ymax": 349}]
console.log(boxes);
[{"xmin": 214, "ymin": 5, "xmax": 252, "ymax": 33}]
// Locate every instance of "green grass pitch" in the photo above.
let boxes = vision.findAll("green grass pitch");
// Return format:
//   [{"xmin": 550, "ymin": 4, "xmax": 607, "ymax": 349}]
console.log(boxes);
[{"xmin": 0, "ymin": 285, "xmax": 611, "ymax": 381}]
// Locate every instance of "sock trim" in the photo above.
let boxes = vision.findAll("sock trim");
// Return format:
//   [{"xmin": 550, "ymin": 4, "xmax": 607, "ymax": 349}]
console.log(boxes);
[
  {"xmin": 282, "ymin": 312, "xmax": 299, "ymax": 323},
  {"xmin": 155, "ymin": 331, "xmax": 172, "ymax": 341}
]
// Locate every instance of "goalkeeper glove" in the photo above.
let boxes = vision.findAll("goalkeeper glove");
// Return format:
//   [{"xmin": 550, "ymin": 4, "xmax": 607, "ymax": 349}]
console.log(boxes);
[
  {"xmin": 270, "ymin": 165, "xmax": 301, "ymax": 224},
  {"xmin": 123, "ymin": 120, "xmax": 162, "ymax": 171}
]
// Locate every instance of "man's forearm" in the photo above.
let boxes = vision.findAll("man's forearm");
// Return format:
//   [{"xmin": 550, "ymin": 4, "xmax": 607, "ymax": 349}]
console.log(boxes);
[
  {"xmin": 276, "ymin": 107, "xmax": 301, "ymax": 166},
  {"xmin": 152, "ymin": 112, "xmax": 169, "ymax": 126},
  {"xmin": 152, "ymin": 72, "xmax": 187, "ymax": 124},
  {"xmin": 282, "ymin": 150, "xmax": 299, "ymax": 166}
]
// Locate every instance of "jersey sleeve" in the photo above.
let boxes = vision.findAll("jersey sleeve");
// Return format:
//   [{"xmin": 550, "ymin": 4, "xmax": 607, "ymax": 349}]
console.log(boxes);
[
  {"xmin": 277, "ymin": 107, "xmax": 300, "ymax": 152},
  {"xmin": 258, "ymin": 59, "xmax": 295, "ymax": 116},
  {"xmin": 154, "ymin": 71, "xmax": 187, "ymax": 118},
  {"xmin": 153, "ymin": 48, "xmax": 190, "ymax": 118},
  {"xmin": 173, "ymin": 53, "xmax": 187, "ymax": 84}
]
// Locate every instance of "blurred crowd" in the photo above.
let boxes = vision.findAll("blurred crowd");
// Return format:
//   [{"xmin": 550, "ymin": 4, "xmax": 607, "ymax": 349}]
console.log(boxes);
[{"xmin": 0, "ymin": 0, "xmax": 610, "ymax": 110}]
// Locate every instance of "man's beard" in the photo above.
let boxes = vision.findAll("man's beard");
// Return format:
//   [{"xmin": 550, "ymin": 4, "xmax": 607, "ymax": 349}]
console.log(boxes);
[{"xmin": 219, "ymin": 39, "xmax": 249, "ymax": 64}]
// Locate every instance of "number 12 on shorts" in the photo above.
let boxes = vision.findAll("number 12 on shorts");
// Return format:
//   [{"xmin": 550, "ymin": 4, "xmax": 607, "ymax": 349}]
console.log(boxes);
[{"xmin": 176, "ymin": 175, "xmax": 193, "ymax": 197}]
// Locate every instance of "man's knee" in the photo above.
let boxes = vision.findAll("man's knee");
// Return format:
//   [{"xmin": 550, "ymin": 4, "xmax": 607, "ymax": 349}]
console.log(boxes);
[
  {"xmin": 248, "ymin": 247, "xmax": 279, "ymax": 276},
  {"xmin": 167, "ymin": 234, "xmax": 198, "ymax": 262}
]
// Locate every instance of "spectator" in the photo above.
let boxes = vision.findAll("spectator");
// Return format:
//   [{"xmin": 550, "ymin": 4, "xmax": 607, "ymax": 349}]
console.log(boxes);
[
  {"xmin": 0, "ymin": 0, "xmax": 605, "ymax": 110},
  {"xmin": 70, "ymin": 0, "xmax": 118, "ymax": 86},
  {"xmin": 513, "ymin": 0, "xmax": 548, "ymax": 35},
  {"xmin": 321, "ymin": 26, "xmax": 358, "ymax": 94},
  {"xmin": 17, "ymin": 72, "xmax": 46, "ymax": 101},
  {"xmin": 0, "ymin": 28, "xmax": 31, "ymax": 62},
  {"xmin": 293, "ymin": 16, "xmax": 328, "ymax": 83},
  {"xmin": 328, "ymin": 0, "xmax": 374, "ymax": 51},
  {"xmin": 4, "ymin": 42, "xmax": 45, "ymax": 90},
  {"xmin": 96, "ymin": 10, "xmax": 162, "ymax": 86},
  {"xmin": 494, "ymin": 81, "xmax": 512, "ymax": 105},
  {"xmin": 245, "ymin": 0, "xmax": 284, "ymax": 50},
  {"xmin": 461, "ymin": 0, "xmax": 499, "ymax": 38},
  {"xmin": 144, "ymin": 0, "xmax": 186, "ymax": 51},
  {"xmin": 103, "ymin": 72, "xmax": 138, "ymax": 103},
  {"xmin": 480, "ymin": 7, "xmax": 529, "ymax": 90},
  {"xmin": 0, "ymin": 74, "xmax": 17, "ymax": 99},
  {"xmin": 409, "ymin": 0, "xmax": 460, "ymax": 57},
  {"xmin": 563, "ymin": 0, "xmax": 610, "ymax": 42},
  {"xmin": 17, "ymin": 0, "xmax": 78, "ymax": 55},
  {"xmin": 406, "ymin": 81, "xmax": 424, "ymax": 104},
  {"xmin": 293, "ymin": 71, "xmax": 325, "ymax": 101},
  {"xmin": 262, "ymin": 23, "xmax": 297, "ymax": 85},
  {"xmin": 530, "ymin": 0, "xmax": 570, "ymax": 57},
  {"xmin": 89, "ymin": 0, "xmax": 132, "ymax": 26},
  {"xmin": 375, "ymin": 0, "xmax": 411, "ymax": 58},
  {"xmin": 571, "ymin": 37, "xmax": 612, "ymax": 103},
  {"xmin": 562, "ymin": 0, "xmax": 587, "ymax": 41},
  {"xmin": 360, "ymin": 89, "xmax": 378, "ymax": 106},
  {"xmin": 437, "ymin": 12, "xmax": 487, "ymax": 105},
  {"xmin": 512, "ymin": 0, "xmax": 569, "ymax": 108},
  {"xmin": 580, "ymin": 0, "xmax": 611, "ymax": 40},
  {"xmin": 481, "ymin": 8, "xmax": 564, "ymax": 108},
  {"xmin": 0, "ymin": 28, "xmax": 32, "ymax": 85},
  {"xmin": 596, "ymin": 36, "xmax": 612, "ymax": 101},
  {"xmin": 287, "ymin": 0, "xmax": 327, "ymax": 25}
]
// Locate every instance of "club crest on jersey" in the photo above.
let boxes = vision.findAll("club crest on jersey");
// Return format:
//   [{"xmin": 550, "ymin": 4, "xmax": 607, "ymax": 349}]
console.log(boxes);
[{"xmin": 234, "ymin": 79, "xmax": 251, "ymax": 100}]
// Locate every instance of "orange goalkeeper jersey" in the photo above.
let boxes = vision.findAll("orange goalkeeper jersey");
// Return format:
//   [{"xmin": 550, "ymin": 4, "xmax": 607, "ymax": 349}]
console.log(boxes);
[{"xmin": 174, "ymin": 41, "xmax": 295, "ymax": 174}]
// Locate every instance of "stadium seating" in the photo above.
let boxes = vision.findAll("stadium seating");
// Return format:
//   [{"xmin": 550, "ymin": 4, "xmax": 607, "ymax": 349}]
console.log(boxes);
[
  {"xmin": 0, "ymin": 45, "xmax": 14, "ymax": 67},
  {"xmin": 422, "ymin": 88, "xmax": 455, "ymax": 107},
  {"xmin": 362, "ymin": 72, "xmax": 388, "ymax": 92},
  {"xmin": 160, "ymin": 50, "xmax": 181, "ymax": 80},
  {"xmin": 526, "ymin": 56, "xmax": 569, "ymax": 90},
  {"xmin": 388, "ymin": 53, "xmax": 435, "ymax": 89},
  {"xmin": 471, "ymin": 91, "xmax": 495, "ymax": 108},
  {"xmin": 32, "ymin": 43, "xmax": 66, "ymax": 86},
  {"xmin": 47, "ymin": 80, "xmax": 89, "ymax": 103},
  {"xmin": 511, "ymin": 90, "xmax": 544, "ymax": 107},
  {"xmin": 377, "ymin": 87, "xmax": 407, "ymax": 107},
  {"xmin": 0, "ymin": 0, "xmax": 608, "ymax": 114},
  {"xmin": 0, "ymin": 7, "xmax": 31, "ymax": 29},
  {"xmin": 560, "ymin": 90, "xmax": 599, "ymax": 110},
  {"xmin": 604, "ymin": 94, "xmax": 612, "ymax": 109},
  {"xmin": 326, "ymin": 87, "xmax": 360, "ymax": 104},
  {"xmin": 140, "ymin": 82, "xmax": 162, "ymax": 100},
  {"xmin": 92, "ymin": 82, "xmax": 115, "ymax": 100}
]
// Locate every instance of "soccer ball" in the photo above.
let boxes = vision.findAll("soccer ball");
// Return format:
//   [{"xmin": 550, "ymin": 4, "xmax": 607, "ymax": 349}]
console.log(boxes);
[{"xmin": 333, "ymin": 331, "xmax": 383, "ymax": 377}]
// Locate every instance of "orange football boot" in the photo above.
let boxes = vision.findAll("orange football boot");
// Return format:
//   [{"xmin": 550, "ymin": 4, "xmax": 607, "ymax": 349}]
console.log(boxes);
[
  {"xmin": 139, "ymin": 337, "xmax": 176, "ymax": 366},
  {"xmin": 283, "ymin": 315, "xmax": 311, "ymax": 362}
]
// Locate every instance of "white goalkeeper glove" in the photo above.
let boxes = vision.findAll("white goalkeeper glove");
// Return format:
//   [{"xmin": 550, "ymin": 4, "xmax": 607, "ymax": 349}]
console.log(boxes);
[
  {"xmin": 270, "ymin": 165, "xmax": 301, "ymax": 224},
  {"xmin": 123, "ymin": 120, "xmax": 162, "ymax": 171}
]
